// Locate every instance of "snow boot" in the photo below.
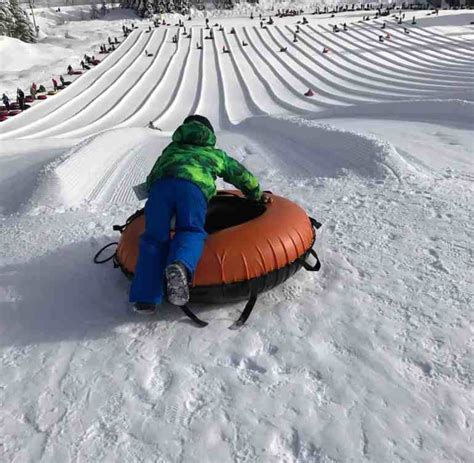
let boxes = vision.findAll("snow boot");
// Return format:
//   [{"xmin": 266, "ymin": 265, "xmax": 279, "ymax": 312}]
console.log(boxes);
[
  {"xmin": 133, "ymin": 302, "xmax": 158, "ymax": 314},
  {"xmin": 165, "ymin": 262, "xmax": 190, "ymax": 306}
]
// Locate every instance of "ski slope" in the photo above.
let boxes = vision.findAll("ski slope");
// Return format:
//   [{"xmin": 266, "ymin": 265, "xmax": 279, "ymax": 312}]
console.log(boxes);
[{"xmin": 0, "ymin": 8, "xmax": 473, "ymax": 463}]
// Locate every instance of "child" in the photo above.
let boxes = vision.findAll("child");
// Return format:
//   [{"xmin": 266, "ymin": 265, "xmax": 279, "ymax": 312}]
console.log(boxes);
[{"xmin": 130, "ymin": 115, "xmax": 265, "ymax": 314}]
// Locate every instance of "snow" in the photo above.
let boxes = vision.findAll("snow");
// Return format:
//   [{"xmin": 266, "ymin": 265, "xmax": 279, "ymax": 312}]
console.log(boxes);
[{"xmin": 1, "ymin": 6, "xmax": 473, "ymax": 462}]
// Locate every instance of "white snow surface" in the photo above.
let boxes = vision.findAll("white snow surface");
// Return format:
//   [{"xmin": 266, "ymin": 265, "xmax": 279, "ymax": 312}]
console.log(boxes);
[{"xmin": 0, "ymin": 7, "xmax": 473, "ymax": 463}]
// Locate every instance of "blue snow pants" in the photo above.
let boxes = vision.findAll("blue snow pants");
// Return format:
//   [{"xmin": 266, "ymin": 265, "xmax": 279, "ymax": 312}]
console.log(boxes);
[{"xmin": 129, "ymin": 178, "xmax": 208, "ymax": 304}]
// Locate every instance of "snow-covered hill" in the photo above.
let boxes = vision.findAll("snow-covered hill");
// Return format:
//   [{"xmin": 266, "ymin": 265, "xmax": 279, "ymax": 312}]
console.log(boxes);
[{"xmin": 0, "ymin": 7, "xmax": 473, "ymax": 463}]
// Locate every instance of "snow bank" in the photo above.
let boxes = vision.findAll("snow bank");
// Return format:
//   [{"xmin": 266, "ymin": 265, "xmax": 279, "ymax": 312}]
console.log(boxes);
[{"xmin": 0, "ymin": 36, "xmax": 66, "ymax": 72}]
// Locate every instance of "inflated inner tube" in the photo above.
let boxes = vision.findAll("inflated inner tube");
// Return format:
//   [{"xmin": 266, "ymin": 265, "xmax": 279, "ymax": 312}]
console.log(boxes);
[{"xmin": 113, "ymin": 191, "xmax": 320, "ymax": 304}]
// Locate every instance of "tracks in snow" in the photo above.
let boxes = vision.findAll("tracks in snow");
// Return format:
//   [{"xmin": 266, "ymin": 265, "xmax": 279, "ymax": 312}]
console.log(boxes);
[{"xmin": 0, "ymin": 20, "xmax": 472, "ymax": 140}]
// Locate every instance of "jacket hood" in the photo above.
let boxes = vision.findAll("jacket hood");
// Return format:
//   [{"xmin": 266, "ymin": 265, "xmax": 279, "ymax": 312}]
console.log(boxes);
[{"xmin": 172, "ymin": 121, "xmax": 216, "ymax": 147}]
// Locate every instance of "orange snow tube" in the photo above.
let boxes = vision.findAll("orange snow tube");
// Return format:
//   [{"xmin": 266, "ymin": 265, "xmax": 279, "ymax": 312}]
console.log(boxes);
[
  {"xmin": 97, "ymin": 191, "xmax": 321, "ymax": 327},
  {"xmin": 116, "ymin": 191, "xmax": 320, "ymax": 295}
]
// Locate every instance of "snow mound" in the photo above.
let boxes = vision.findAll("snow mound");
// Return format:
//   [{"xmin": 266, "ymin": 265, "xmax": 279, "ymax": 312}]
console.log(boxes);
[
  {"xmin": 238, "ymin": 116, "xmax": 418, "ymax": 182},
  {"xmin": 0, "ymin": 36, "xmax": 65, "ymax": 73},
  {"xmin": 27, "ymin": 128, "xmax": 164, "ymax": 211}
]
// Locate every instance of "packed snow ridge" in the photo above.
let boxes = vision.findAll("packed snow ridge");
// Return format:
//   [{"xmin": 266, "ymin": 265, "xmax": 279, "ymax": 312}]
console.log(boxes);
[{"xmin": 0, "ymin": 6, "xmax": 473, "ymax": 463}]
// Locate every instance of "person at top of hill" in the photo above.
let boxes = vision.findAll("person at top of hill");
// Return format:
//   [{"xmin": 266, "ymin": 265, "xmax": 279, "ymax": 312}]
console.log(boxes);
[{"xmin": 130, "ymin": 115, "xmax": 266, "ymax": 314}]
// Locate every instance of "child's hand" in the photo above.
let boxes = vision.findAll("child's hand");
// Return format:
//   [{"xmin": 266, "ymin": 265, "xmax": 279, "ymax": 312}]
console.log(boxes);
[{"xmin": 260, "ymin": 193, "xmax": 273, "ymax": 204}]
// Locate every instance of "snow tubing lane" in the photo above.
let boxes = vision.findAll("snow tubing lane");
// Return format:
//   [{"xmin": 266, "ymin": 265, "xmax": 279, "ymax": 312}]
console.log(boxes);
[{"xmin": 115, "ymin": 191, "xmax": 317, "ymax": 303}]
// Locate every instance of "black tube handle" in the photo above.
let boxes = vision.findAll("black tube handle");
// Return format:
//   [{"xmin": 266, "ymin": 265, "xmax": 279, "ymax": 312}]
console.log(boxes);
[
  {"xmin": 93, "ymin": 242, "xmax": 118, "ymax": 264},
  {"xmin": 301, "ymin": 249, "xmax": 321, "ymax": 272},
  {"xmin": 309, "ymin": 217, "xmax": 322, "ymax": 230}
]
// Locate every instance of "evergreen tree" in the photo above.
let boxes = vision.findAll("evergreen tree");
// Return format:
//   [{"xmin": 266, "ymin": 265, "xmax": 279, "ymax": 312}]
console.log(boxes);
[
  {"xmin": 100, "ymin": 1, "xmax": 108, "ymax": 16},
  {"xmin": 144, "ymin": 0, "xmax": 154, "ymax": 18},
  {"xmin": 90, "ymin": 2, "xmax": 100, "ymax": 19},
  {"xmin": 0, "ymin": 0, "xmax": 15, "ymax": 37},
  {"xmin": 9, "ymin": 0, "xmax": 36, "ymax": 42}
]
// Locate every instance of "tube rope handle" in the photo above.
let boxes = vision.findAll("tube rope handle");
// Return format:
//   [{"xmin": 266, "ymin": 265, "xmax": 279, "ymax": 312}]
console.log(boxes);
[{"xmin": 93, "ymin": 242, "xmax": 118, "ymax": 264}]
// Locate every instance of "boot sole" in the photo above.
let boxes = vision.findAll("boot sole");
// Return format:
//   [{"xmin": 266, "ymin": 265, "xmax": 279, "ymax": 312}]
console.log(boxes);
[{"xmin": 165, "ymin": 264, "xmax": 190, "ymax": 306}]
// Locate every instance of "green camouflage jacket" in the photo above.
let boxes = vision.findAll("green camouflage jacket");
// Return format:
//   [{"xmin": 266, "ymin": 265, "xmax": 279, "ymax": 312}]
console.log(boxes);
[{"xmin": 146, "ymin": 120, "xmax": 261, "ymax": 201}]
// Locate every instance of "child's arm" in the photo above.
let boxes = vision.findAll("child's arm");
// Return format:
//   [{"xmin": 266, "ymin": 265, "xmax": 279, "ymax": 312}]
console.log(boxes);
[{"xmin": 219, "ymin": 151, "xmax": 262, "ymax": 201}]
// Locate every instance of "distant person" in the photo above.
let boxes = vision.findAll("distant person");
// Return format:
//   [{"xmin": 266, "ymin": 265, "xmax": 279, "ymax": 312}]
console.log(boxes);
[
  {"xmin": 148, "ymin": 121, "xmax": 161, "ymax": 130},
  {"xmin": 2, "ymin": 93, "xmax": 10, "ymax": 110},
  {"xmin": 67, "ymin": 64, "xmax": 73, "ymax": 74},
  {"xmin": 52, "ymin": 78, "xmax": 58, "ymax": 91},
  {"xmin": 130, "ymin": 115, "xmax": 264, "ymax": 314},
  {"xmin": 17, "ymin": 88, "xmax": 25, "ymax": 110},
  {"xmin": 30, "ymin": 83, "xmax": 37, "ymax": 99}
]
